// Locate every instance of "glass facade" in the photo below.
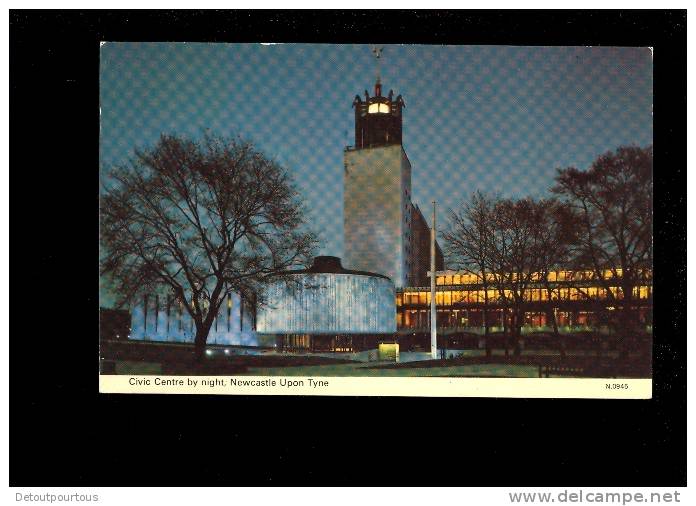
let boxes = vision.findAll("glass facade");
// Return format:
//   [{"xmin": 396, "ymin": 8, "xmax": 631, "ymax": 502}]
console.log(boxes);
[
  {"xmin": 257, "ymin": 272, "xmax": 396, "ymax": 334},
  {"xmin": 398, "ymin": 269, "xmax": 653, "ymax": 330}
]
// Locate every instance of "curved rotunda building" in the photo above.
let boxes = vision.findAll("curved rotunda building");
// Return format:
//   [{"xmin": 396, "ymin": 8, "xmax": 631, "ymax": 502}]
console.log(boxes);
[{"xmin": 256, "ymin": 256, "xmax": 396, "ymax": 352}]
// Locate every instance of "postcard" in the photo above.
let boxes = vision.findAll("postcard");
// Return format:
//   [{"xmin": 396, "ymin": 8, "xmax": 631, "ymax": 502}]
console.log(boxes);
[{"xmin": 99, "ymin": 43, "xmax": 653, "ymax": 398}]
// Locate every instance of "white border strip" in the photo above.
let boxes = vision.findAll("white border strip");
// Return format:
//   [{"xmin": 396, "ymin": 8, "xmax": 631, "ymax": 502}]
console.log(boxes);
[{"xmin": 100, "ymin": 375, "xmax": 652, "ymax": 399}]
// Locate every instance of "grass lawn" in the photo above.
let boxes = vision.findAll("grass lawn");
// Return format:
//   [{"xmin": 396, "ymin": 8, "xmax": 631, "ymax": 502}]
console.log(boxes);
[
  {"xmin": 113, "ymin": 361, "xmax": 162, "ymax": 374},
  {"xmin": 103, "ymin": 342, "xmax": 648, "ymax": 377},
  {"xmin": 243, "ymin": 362, "xmax": 539, "ymax": 377},
  {"xmin": 107, "ymin": 358, "xmax": 539, "ymax": 377}
]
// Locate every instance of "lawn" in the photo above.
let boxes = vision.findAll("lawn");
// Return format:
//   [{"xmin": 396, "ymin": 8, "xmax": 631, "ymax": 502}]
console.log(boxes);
[
  {"xmin": 107, "ymin": 357, "xmax": 539, "ymax": 377},
  {"xmin": 102, "ymin": 341, "xmax": 650, "ymax": 378},
  {"xmin": 243, "ymin": 362, "xmax": 540, "ymax": 377}
]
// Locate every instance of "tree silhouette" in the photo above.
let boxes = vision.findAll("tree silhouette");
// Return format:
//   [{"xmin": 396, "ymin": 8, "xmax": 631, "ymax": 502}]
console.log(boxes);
[
  {"xmin": 553, "ymin": 145, "xmax": 653, "ymax": 354},
  {"xmin": 442, "ymin": 191, "xmax": 496, "ymax": 357},
  {"xmin": 100, "ymin": 133, "xmax": 318, "ymax": 359},
  {"xmin": 443, "ymin": 195, "xmax": 569, "ymax": 356},
  {"xmin": 486, "ymin": 198, "xmax": 549, "ymax": 356},
  {"xmin": 533, "ymin": 199, "xmax": 579, "ymax": 357}
]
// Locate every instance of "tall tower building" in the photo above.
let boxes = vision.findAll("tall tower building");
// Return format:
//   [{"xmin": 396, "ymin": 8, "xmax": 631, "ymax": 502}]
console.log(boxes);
[{"xmin": 344, "ymin": 64, "xmax": 442, "ymax": 287}]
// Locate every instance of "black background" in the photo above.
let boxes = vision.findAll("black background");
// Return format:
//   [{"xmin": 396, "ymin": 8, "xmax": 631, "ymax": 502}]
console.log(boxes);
[{"xmin": 10, "ymin": 10, "xmax": 686, "ymax": 486}]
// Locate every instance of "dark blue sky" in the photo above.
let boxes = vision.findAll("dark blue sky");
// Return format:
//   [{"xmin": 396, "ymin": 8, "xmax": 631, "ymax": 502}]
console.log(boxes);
[{"xmin": 100, "ymin": 43, "xmax": 652, "ymax": 258}]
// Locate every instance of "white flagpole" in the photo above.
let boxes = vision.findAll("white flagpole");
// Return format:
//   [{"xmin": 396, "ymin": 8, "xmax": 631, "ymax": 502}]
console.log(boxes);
[{"xmin": 431, "ymin": 201, "xmax": 438, "ymax": 360}]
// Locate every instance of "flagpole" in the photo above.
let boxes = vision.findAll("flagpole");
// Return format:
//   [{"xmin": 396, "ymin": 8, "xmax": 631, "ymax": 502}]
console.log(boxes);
[{"xmin": 431, "ymin": 201, "xmax": 437, "ymax": 360}]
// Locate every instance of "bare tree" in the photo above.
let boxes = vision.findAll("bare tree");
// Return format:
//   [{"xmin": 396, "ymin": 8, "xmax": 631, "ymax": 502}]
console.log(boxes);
[
  {"xmin": 534, "ymin": 199, "xmax": 580, "ymax": 357},
  {"xmin": 100, "ymin": 133, "xmax": 318, "ymax": 359},
  {"xmin": 486, "ymin": 198, "xmax": 547, "ymax": 356},
  {"xmin": 442, "ymin": 192, "xmax": 496, "ymax": 357},
  {"xmin": 553, "ymin": 145, "xmax": 653, "ymax": 356}
]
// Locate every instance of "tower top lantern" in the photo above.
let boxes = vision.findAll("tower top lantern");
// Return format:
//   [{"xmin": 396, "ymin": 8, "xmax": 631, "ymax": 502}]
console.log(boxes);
[{"xmin": 351, "ymin": 46, "xmax": 405, "ymax": 149}]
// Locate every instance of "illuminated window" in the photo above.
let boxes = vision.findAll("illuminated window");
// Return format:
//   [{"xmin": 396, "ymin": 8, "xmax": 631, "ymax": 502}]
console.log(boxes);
[
  {"xmin": 453, "ymin": 275, "xmax": 461, "ymax": 285},
  {"xmin": 368, "ymin": 102, "xmax": 391, "ymax": 114},
  {"xmin": 444, "ymin": 291, "xmax": 452, "ymax": 306}
]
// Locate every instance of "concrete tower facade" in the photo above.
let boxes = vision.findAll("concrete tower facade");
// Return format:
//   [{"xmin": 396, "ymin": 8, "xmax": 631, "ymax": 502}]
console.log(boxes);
[{"xmin": 344, "ymin": 142, "xmax": 413, "ymax": 287}]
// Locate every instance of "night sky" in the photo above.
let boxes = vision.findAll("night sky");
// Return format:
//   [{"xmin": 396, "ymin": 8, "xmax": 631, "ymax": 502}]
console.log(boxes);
[{"xmin": 100, "ymin": 43, "xmax": 652, "ymax": 304}]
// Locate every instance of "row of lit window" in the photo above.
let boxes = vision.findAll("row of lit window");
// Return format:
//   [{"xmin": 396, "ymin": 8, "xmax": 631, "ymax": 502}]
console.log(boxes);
[
  {"xmin": 397, "ymin": 286, "xmax": 652, "ymax": 306},
  {"xmin": 397, "ymin": 308, "xmax": 652, "ymax": 329},
  {"xmin": 433, "ymin": 269, "xmax": 652, "ymax": 286}
]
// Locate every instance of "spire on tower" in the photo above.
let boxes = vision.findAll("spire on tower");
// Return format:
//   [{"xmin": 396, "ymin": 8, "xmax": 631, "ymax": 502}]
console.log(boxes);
[{"xmin": 372, "ymin": 45, "xmax": 384, "ymax": 97}]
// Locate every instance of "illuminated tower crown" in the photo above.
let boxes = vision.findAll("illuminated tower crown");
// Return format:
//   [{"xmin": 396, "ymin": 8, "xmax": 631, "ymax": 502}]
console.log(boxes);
[{"xmin": 352, "ymin": 79, "xmax": 405, "ymax": 149}]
